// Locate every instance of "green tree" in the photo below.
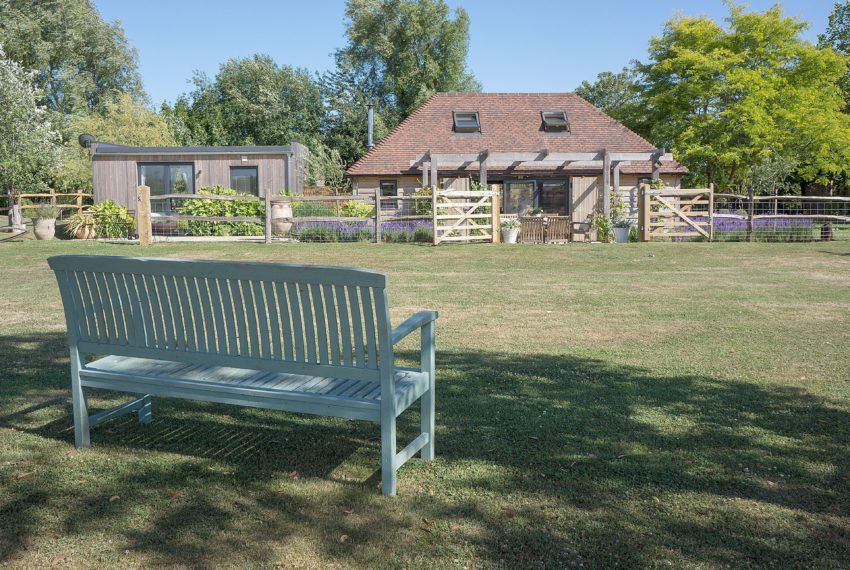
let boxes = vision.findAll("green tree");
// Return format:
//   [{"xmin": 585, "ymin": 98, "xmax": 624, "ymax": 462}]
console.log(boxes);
[
  {"xmin": 0, "ymin": 0, "xmax": 144, "ymax": 115},
  {"xmin": 164, "ymin": 55, "xmax": 323, "ymax": 148},
  {"xmin": 337, "ymin": 0, "xmax": 480, "ymax": 122},
  {"xmin": 574, "ymin": 66, "xmax": 650, "ymax": 137},
  {"xmin": 819, "ymin": 2, "xmax": 850, "ymax": 111},
  {"xmin": 639, "ymin": 3, "xmax": 850, "ymax": 191},
  {"xmin": 56, "ymin": 93, "xmax": 177, "ymax": 191},
  {"xmin": 319, "ymin": 61, "xmax": 390, "ymax": 167},
  {"xmin": 0, "ymin": 46, "xmax": 61, "ymax": 197}
]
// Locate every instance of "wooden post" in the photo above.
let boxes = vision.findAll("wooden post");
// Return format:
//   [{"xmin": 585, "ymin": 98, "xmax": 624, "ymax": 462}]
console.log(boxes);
[
  {"xmin": 491, "ymin": 191, "xmax": 500, "ymax": 243},
  {"xmin": 431, "ymin": 186, "xmax": 438, "ymax": 245},
  {"xmin": 708, "ymin": 183, "xmax": 714, "ymax": 242},
  {"xmin": 136, "ymin": 185, "xmax": 152, "ymax": 246},
  {"xmin": 264, "ymin": 191, "xmax": 271, "ymax": 244},
  {"xmin": 422, "ymin": 162, "xmax": 429, "ymax": 188},
  {"xmin": 602, "ymin": 150, "xmax": 611, "ymax": 217},
  {"xmin": 49, "ymin": 188, "xmax": 56, "ymax": 207},
  {"xmin": 76, "ymin": 192, "xmax": 83, "ymax": 216},
  {"xmin": 746, "ymin": 187, "xmax": 754, "ymax": 242},
  {"xmin": 375, "ymin": 194, "xmax": 382, "ymax": 243},
  {"xmin": 639, "ymin": 183, "xmax": 650, "ymax": 242}
]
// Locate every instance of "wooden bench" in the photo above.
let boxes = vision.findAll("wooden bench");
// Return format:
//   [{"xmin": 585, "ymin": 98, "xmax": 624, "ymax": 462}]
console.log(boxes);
[{"xmin": 48, "ymin": 255, "xmax": 438, "ymax": 496}]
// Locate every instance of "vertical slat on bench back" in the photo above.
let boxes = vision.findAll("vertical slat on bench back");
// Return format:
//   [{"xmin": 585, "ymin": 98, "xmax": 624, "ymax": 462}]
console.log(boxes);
[{"xmin": 48, "ymin": 256, "xmax": 392, "ymax": 379}]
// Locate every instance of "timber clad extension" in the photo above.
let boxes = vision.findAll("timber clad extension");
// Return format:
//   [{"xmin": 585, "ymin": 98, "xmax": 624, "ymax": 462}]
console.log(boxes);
[
  {"xmin": 348, "ymin": 93, "xmax": 687, "ymax": 225},
  {"xmin": 90, "ymin": 142, "xmax": 307, "ymax": 210}
]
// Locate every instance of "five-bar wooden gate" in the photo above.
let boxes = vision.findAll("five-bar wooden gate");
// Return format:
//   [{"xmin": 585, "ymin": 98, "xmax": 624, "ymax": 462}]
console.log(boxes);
[
  {"xmin": 432, "ymin": 190, "xmax": 499, "ymax": 244},
  {"xmin": 638, "ymin": 184, "xmax": 714, "ymax": 241}
]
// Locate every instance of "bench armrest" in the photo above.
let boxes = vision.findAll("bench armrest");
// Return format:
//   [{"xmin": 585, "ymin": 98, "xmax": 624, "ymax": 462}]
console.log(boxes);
[{"xmin": 392, "ymin": 310, "xmax": 438, "ymax": 345}]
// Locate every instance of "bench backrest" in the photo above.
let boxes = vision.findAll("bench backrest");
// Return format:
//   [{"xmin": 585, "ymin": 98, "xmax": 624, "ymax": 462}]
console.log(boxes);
[{"xmin": 48, "ymin": 255, "xmax": 393, "ymax": 382}]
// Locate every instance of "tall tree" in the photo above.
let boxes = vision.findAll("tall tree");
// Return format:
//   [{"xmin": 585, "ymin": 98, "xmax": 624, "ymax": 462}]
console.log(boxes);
[
  {"xmin": 56, "ymin": 93, "xmax": 177, "ymax": 191},
  {"xmin": 163, "ymin": 55, "xmax": 323, "ymax": 148},
  {"xmin": 638, "ymin": 3, "xmax": 850, "ymax": 191},
  {"xmin": 0, "ymin": 0, "xmax": 144, "ymax": 116},
  {"xmin": 819, "ymin": 2, "xmax": 850, "ymax": 111},
  {"xmin": 336, "ymin": 0, "xmax": 480, "ymax": 123},
  {"xmin": 0, "ymin": 47, "xmax": 61, "ymax": 197},
  {"xmin": 319, "ymin": 60, "xmax": 390, "ymax": 168},
  {"xmin": 574, "ymin": 66, "xmax": 649, "ymax": 137}
]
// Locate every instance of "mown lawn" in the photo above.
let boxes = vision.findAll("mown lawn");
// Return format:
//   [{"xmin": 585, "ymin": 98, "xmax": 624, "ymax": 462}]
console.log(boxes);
[{"xmin": 1, "ymin": 239, "xmax": 849, "ymax": 569}]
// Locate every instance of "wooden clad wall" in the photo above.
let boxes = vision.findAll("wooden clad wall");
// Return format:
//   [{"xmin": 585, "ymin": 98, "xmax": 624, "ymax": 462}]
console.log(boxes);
[
  {"xmin": 571, "ymin": 176, "xmax": 600, "ymax": 224},
  {"xmin": 93, "ymin": 153, "xmax": 290, "ymax": 209}
]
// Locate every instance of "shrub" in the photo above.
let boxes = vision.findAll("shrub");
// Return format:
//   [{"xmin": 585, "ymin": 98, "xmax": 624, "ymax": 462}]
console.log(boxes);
[
  {"xmin": 412, "ymin": 226, "xmax": 434, "ymax": 243},
  {"xmin": 30, "ymin": 206, "xmax": 59, "ymax": 220},
  {"xmin": 90, "ymin": 200, "xmax": 136, "ymax": 238},
  {"xmin": 178, "ymin": 186, "xmax": 264, "ymax": 236},
  {"xmin": 412, "ymin": 187, "xmax": 432, "ymax": 216},
  {"xmin": 292, "ymin": 201, "xmax": 337, "ymax": 217},
  {"xmin": 340, "ymin": 200, "xmax": 375, "ymax": 218}
]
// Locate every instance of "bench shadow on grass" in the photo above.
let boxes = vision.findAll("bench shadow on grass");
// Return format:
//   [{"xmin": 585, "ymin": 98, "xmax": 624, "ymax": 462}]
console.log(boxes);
[{"xmin": 1, "ymin": 332, "xmax": 849, "ymax": 567}]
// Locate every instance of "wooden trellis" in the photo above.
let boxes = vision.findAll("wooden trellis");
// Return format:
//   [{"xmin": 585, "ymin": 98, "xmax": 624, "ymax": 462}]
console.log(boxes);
[{"xmin": 432, "ymin": 190, "xmax": 499, "ymax": 244}]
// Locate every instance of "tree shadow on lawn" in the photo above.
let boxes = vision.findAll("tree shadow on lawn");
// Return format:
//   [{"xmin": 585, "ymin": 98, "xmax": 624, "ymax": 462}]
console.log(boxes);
[{"xmin": 1, "ymin": 332, "xmax": 849, "ymax": 568}]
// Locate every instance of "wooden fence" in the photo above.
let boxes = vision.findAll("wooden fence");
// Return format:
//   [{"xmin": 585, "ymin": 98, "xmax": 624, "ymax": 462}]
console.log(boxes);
[
  {"xmin": 137, "ymin": 186, "xmax": 440, "ymax": 243},
  {"xmin": 638, "ymin": 184, "xmax": 714, "ymax": 241},
  {"xmin": 11, "ymin": 189, "xmax": 91, "ymax": 216}
]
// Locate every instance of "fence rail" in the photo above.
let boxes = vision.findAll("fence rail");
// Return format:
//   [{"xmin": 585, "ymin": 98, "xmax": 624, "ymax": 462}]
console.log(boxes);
[{"xmin": 638, "ymin": 185, "xmax": 849, "ymax": 242}]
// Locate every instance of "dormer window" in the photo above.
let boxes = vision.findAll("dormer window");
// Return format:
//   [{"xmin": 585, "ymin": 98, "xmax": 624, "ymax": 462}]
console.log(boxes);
[
  {"xmin": 453, "ymin": 111, "xmax": 480, "ymax": 133},
  {"xmin": 542, "ymin": 110, "xmax": 569, "ymax": 132}
]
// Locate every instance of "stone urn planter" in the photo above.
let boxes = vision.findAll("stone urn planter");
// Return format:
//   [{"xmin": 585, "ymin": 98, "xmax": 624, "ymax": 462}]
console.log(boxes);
[
  {"xmin": 271, "ymin": 199, "xmax": 293, "ymax": 236},
  {"xmin": 31, "ymin": 207, "xmax": 59, "ymax": 241},
  {"xmin": 33, "ymin": 218, "xmax": 56, "ymax": 240}
]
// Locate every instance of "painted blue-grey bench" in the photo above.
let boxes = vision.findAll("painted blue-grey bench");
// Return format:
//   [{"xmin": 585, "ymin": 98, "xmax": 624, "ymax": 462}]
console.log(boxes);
[{"xmin": 48, "ymin": 255, "xmax": 437, "ymax": 495}]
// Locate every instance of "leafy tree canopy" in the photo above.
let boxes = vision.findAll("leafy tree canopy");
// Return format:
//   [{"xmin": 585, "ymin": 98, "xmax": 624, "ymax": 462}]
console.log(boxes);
[
  {"xmin": 638, "ymin": 2, "xmax": 850, "ymax": 190},
  {"xmin": 0, "ymin": 0, "xmax": 144, "ymax": 116},
  {"xmin": 574, "ymin": 66, "xmax": 649, "ymax": 138},
  {"xmin": 336, "ymin": 0, "xmax": 480, "ymax": 122},
  {"xmin": 163, "ymin": 55, "xmax": 323, "ymax": 149},
  {"xmin": 56, "ymin": 92, "xmax": 176, "ymax": 191},
  {"xmin": 0, "ymin": 46, "xmax": 62, "ymax": 196},
  {"xmin": 819, "ymin": 1, "xmax": 850, "ymax": 111}
]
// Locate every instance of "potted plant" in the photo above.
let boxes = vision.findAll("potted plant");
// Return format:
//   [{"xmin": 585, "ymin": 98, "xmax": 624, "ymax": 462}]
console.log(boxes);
[
  {"xmin": 500, "ymin": 218, "xmax": 521, "ymax": 243},
  {"xmin": 66, "ymin": 210, "xmax": 97, "ymax": 239},
  {"xmin": 30, "ymin": 206, "xmax": 59, "ymax": 240},
  {"xmin": 613, "ymin": 218, "xmax": 632, "ymax": 243},
  {"xmin": 271, "ymin": 192, "xmax": 293, "ymax": 236},
  {"xmin": 587, "ymin": 211, "xmax": 612, "ymax": 243}
]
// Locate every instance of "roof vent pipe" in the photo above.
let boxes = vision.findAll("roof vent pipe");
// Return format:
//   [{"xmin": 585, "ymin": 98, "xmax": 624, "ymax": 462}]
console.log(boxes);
[{"xmin": 367, "ymin": 101, "xmax": 374, "ymax": 149}]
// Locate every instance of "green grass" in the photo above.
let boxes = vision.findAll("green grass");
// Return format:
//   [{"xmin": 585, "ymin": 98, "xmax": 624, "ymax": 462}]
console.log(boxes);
[{"xmin": 1, "ymin": 239, "xmax": 849, "ymax": 568}]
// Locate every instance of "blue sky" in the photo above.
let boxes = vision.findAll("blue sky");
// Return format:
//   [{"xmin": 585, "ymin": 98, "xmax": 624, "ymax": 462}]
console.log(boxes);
[{"xmin": 95, "ymin": 0, "xmax": 837, "ymax": 107}]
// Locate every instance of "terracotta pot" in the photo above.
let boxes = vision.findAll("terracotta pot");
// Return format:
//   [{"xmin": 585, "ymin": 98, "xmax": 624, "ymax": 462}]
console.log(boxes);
[
  {"xmin": 33, "ymin": 218, "xmax": 56, "ymax": 240},
  {"xmin": 74, "ymin": 226, "xmax": 96, "ymax": 240},
  {"xmin": 271, "ymin": 201, "xmax": 293, "ymax": 236}
]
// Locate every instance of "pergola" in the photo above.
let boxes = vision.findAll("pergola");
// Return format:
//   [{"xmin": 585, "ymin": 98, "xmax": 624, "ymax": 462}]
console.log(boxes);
[{"xmin": 411, "ymin": 148, "xmax": 673, "ymax": 216}]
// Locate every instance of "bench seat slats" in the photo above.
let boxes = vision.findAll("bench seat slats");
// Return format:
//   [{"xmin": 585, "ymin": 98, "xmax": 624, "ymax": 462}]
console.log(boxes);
[
  {"xmin": 80, "ymin": 356, "xmax": 427, "ymax": 419},
  {"xmin": 49, "ymin": 255, "xmax": 438, "ymax": 496}
]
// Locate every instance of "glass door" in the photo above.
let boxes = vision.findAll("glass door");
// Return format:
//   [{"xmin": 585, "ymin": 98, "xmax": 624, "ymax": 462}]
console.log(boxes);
[
  {"xmin": 503, "ymin": 181, "xmax": 535, "ymax": 214},
  {"xmin": 539, "ymin": 180, "xmax": 569, "ymax": 215}
]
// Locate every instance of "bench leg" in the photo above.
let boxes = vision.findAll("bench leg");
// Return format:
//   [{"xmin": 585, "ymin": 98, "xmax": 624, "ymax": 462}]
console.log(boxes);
[
  {"xmin": 381, "ymin": 416, "xmax": 397, "ymax": 496},
  {"xmin": 138, "ymin": 394, "xmax": 152, "ymax": 424},
  {"xmin": 420, "ymin": 320, "xmax": 436, "ymax": 460},
  {"xmin": 70, "ymin": 349, "xmax": 90, "ymax": 448}
]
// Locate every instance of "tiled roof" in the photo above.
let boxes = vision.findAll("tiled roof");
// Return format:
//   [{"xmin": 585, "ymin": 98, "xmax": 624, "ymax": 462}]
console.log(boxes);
[{"xmin": 347, "ymin": 92, "xmax": 687, "ymax": 176}]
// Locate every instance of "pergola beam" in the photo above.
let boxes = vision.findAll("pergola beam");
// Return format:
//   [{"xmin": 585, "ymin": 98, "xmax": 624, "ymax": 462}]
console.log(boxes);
[{"xmin": 410, "ymin": 150, "xmax": 672, "ymax": 167}]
